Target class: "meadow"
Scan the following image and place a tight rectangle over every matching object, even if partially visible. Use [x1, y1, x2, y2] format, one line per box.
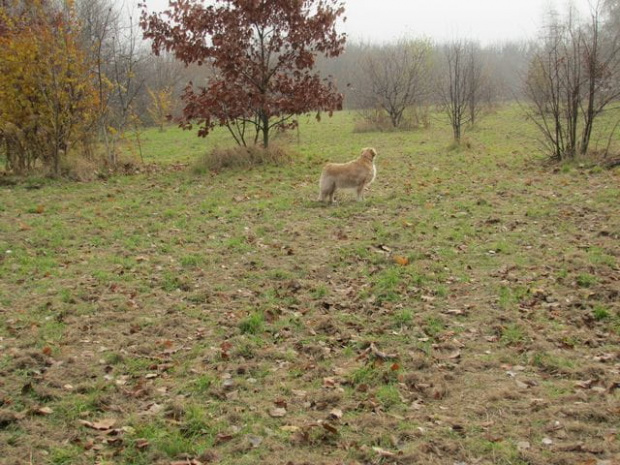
[0, 107, 619, 465]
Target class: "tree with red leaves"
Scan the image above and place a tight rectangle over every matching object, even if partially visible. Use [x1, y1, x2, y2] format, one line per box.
[140, 0, 346, 148]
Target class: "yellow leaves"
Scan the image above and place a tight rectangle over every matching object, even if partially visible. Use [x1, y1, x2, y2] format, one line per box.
[0, 0, 98, 171]
[147, 85, 174, 130]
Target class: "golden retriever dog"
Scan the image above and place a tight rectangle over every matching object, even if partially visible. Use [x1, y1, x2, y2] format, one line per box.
[318, 147, 377, 203]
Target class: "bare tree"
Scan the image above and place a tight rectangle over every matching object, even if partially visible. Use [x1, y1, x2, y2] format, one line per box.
[356, 38, 432, 129]
[438, 40, 484, 143]
[77, 0, 148, 164]
[581, 0, 620, 155]
[525, 2, 620, 160]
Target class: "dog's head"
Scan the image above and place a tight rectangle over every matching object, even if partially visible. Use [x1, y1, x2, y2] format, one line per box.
[360, 147, 377, 162]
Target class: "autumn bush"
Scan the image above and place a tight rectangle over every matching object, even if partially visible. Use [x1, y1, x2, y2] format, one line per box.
[0, 0, 98, 175]
[193, 144, 292, 173]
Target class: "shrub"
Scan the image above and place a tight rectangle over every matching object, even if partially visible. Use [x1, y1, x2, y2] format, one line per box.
[193, 144, 291, 173]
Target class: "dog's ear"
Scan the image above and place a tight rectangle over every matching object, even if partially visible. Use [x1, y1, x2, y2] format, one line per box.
[362, 147, 377, 160]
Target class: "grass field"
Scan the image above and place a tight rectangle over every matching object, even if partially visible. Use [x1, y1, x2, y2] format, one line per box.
[1, 107, 619, 465]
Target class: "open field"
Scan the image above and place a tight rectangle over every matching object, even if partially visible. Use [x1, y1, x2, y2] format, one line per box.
[1, 107, 619, 465]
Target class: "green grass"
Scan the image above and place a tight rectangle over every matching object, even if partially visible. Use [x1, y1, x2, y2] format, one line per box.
[1, 105, 619, 465]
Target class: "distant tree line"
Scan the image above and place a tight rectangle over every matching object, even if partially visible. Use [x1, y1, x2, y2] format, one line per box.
[329, 1, 619, 159]
[1, 0, 618, 175]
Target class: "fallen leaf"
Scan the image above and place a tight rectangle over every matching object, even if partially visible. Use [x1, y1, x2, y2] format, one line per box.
[280, 425, 300, 432]
[515, 380, 529, 389]
[328, 408, 343, 420]
[369, 342, 398, 360]
[246, 435, 263, 448]
[393, 255, 409, 266]
[79, 418, 117, 431]
[214, 433, 235, 445]
[321, 421, 339, 434]
[372, 446, 397, 457]
[575, 379, 595, 389]
[35, 406, 53, 415]
[517, 441, 531, 451]
[134, 438, 149, 450]
[145, 403, 163, 415]
[269, 407, 287, 418]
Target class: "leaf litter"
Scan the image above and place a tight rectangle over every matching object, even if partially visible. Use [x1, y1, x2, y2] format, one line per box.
[0, 115, 619, 464]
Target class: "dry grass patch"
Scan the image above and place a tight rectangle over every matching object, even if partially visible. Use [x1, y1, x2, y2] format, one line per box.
[194, 144, 292, 172]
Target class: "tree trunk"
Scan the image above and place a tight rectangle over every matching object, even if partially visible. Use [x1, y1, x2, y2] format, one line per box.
[260, 110, 270, 148]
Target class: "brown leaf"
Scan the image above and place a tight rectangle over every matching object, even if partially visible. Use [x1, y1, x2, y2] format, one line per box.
[35, 406, 53, 415]
[214, 433, 235, 445]
[79, 418, 117, 431]
[574, 379, 595, 389]
[246, 435, 263, 448]
[269, 407, 287, 418]
[443, 308, 466, 316]
[393, 255, 409, 266]
[321, 421, 339, 434]
[517, 441, 531, 451]
[372, 446, 397, 457]
[328, 408, 343, 420]
[369, 343, 397, 360]
[134, 439, 150, 450]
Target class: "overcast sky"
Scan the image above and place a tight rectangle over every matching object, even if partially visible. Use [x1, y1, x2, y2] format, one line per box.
[344, 0, 595, 44]
[141, 0, 596, 45]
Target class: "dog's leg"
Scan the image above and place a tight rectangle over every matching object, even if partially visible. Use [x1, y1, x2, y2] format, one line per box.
[325, 183, 336, 203]
[318, 176, 335, 203]
[318, 174, 328, 202]
[355, 184, 365, 201]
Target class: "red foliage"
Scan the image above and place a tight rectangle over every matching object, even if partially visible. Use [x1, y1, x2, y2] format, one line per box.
[140, 0, 346, 146]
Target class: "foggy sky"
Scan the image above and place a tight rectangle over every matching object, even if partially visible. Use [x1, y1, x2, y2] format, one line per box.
[140, 0, 595, 45]
[343, 0, 594, 45]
